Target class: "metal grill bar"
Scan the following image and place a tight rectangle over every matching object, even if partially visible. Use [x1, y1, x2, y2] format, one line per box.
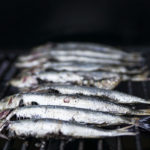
[127, 81, 142, 150]
[46, 140, 60, 150]
[21, 142, 28, 150]
[97, 140, 103, 150]
[117, 133, 122, 150]
[59, 141, 65, 150]
[78, 141, 84, 150]
[2, 140, 11, 150]
[142, 82, 149, 99]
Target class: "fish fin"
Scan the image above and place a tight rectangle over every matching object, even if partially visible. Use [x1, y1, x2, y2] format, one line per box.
[116, 126, 136, 136]
[117, 125, 134, 132]
[136, 109, 150, 115]
[138, 116, 150, 131]
[131, 71, 150, 81]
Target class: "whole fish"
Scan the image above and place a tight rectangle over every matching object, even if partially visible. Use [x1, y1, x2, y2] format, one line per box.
[0, 105, 133, 126]
[23, 84, 150, 104]
[18, 67, 149, 82]
[18, 50, 126, 62]
[0, 93, 150, 115]
[9, 71, 121, 89]
[42, 63, 146, 74]
[47, 49, 141, 61]
[16, 61, 146, 75]
[16, 55, 141, 69]
[31, 42, 142, 60]
[0, 119, 135, 139]
[18, 50, 143, 66]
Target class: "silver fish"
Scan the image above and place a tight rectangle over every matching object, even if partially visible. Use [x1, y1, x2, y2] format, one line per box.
[43, 63, 146, 74]
[16, 55, 140, 69]
[0, 105, 133, 126]
[9, 71, 121, 89]
[16, 62, 146, 75]
[18, 50, 143, 66]
[18, 50, 125, 62]
[31, 42, 141, 58]
[0, 119, 135, 139]
[30, 42, 125, 54]
[0, 93, 149, 115]
[23, 84, 150, 104]
[18, 67, 149, 82]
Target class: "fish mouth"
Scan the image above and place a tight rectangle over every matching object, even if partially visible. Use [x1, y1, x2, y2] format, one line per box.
[0, 109, 12, 120]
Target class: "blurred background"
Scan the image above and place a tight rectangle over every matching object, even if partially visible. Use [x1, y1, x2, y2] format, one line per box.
[0, 0, 150, 49]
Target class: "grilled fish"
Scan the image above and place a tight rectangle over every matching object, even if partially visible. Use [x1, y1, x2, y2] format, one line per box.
[22, 84, 150, 104]
[0, 105, 133, 126]
[16, 56, 141, 69]
[18, 50, 128, 62]
[0, 119, 135, 139]
[17, 50, 143, 67]
[18, 66, 149, 82]
[16, 61, 147, 75]
[30, 42, 142, 61]
[0, 93, 149, 115]
[9, 71, 121, 89]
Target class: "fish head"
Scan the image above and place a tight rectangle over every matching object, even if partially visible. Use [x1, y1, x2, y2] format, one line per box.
[0, 109, 12, 120]
[10, 76, 38, 88]
[0, 120, 9, 139]
[0, 94, 23, 110]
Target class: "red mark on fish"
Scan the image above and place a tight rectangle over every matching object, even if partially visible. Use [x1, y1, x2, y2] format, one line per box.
[63, 98, 70, 103]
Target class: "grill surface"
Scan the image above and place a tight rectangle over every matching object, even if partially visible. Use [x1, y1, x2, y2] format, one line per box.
[0, 50, 150, 150]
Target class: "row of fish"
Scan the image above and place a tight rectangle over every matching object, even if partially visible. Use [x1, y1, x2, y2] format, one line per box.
[11, 42, 149, 90]
[0, 84, 150, 139]
[0, 42, 150, 139]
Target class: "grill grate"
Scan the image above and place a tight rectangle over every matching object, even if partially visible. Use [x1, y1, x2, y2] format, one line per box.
[0, 52, 150, 150]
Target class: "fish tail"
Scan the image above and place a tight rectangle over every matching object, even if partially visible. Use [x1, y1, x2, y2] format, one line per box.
[116, 125, 136, 136]
[133, 109, 150, 115]
[127, 117, 150, 132]
[142, 100, 150, 104]
[138, 116, 150, 131]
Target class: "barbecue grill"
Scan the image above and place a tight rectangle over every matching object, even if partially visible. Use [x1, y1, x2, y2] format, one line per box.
[0, 47, 150, 150]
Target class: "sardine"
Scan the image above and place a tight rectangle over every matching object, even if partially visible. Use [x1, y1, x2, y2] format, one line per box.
[16, 55, 141, 69]
[18, 50, 125, 62]
[0, 105, 133, 126]
[9, 71, 121, 89]
[23, 84, 150, 104]
[0, 119, 135, 139]
[16, 61, 146, 75]
[18, 50, 143, 66]
[0, 93, 149, 115]
[18, 67, 149, 82]
[43, 63, 146, 74]
[31, 42, 141, 59]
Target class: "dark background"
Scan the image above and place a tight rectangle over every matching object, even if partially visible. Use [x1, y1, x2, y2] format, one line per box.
[0, 0, 150, 49]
